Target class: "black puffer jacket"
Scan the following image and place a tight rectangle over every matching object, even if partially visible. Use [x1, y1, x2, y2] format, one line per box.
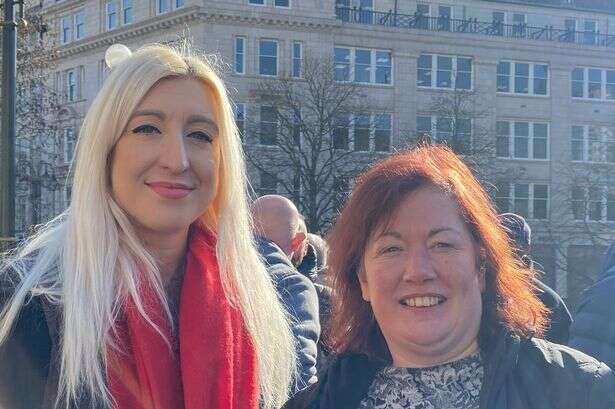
[284, 329, 615, 409]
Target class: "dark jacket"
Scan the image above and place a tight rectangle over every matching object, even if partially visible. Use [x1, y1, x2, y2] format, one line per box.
[0, 287, 95, 409]
[283, 329, 615, 409]
[569, 242, 615, 370]
[256, 237, 321, 391]
[297, 244, 332, 344]
[533, 278, 572, 344]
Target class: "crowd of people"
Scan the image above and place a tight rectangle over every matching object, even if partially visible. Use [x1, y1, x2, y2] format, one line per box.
[1, 43, 615, 408]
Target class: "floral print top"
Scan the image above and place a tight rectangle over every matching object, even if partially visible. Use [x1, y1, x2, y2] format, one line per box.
[358, 351, 483, 409]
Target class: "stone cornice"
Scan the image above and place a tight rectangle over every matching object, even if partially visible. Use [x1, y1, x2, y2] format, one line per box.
[55, 6, 339, 57]
[57, 6, 202, 57]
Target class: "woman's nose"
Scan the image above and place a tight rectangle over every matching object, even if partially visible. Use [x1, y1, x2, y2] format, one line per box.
[158, 130, 189, 174]
[402, 248, 437, 283]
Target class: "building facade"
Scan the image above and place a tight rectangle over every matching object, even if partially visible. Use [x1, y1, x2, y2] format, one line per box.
[31, 0, 615, 307]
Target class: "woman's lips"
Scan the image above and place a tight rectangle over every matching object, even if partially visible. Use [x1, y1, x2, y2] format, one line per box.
[146, 182, 194, 199]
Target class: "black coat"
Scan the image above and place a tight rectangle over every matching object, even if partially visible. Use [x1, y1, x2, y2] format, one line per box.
[283, 329, 615, 409]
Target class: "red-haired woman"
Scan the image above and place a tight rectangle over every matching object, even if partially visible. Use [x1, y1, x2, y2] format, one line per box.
[285, 145, 615, 409]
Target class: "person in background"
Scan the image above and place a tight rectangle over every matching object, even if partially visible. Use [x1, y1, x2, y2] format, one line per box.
[252, 195, 320, 392]
[285, 145, 615, 409]
[569, 241, 615, 370]
[0, 44, 295, 409]
[498, 213, 572, 344]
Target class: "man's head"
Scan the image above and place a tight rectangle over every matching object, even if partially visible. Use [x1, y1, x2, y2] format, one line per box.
[498, 213, 532, 264]
[252, 195, 307, 264]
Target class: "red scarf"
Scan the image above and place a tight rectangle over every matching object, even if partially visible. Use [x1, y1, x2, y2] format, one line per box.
[107, 226, 259, 409]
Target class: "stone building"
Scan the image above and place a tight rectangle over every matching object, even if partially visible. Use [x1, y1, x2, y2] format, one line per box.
[30, 0, 615, 307]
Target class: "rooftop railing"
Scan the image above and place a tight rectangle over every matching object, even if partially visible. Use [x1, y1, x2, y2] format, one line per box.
[335, 6, 615, 48]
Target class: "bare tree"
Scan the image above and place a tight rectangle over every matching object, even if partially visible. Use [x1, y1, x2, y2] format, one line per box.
[1, 0, 63, 234]
[244, 53, 388, 233]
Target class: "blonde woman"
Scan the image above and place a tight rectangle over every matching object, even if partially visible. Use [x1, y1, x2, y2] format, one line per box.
[0, 44, 296, 409]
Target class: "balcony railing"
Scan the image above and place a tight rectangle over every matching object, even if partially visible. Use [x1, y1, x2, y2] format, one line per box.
[335, 6, 615, 48]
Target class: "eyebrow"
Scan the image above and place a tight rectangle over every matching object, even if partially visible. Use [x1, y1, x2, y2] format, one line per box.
[377, 227, 460, 240]
[131, 109, 165, 120]
[427, 227, 461, 238]
[185, 114, 219, 134]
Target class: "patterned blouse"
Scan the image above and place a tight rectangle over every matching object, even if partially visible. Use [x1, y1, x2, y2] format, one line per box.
[358, 351, 484, 409]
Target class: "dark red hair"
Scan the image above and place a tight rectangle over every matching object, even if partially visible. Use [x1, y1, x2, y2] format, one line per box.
[326, 145, 548, 363]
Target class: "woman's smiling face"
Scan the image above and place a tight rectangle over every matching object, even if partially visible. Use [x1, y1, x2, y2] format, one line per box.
[110, 77, 221, 237]
[360, 184, 485, 368]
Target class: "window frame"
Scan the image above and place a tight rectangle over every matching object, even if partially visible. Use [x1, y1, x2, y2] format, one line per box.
[63, 128, 75, 163]
[495, 182, 550, 220]
[497, 60, 549, 96]
[571, 67, 615, 102]
[106, 1, 118, 30]
[417, 53, 473, 91]
[249, 0, 266, 6]
[570, 124, 615, 163]
[74, 12, 85, 40]
[292, 41, 303, 79]
[259, 38, 279, 77]
[234, 36, 246, 75]
[274, 0, 290, 8]
[334, 46, 393, 85]
[60, 15, 72, 44]
[259, 105, 279, 146]
[571, 186, 615, 222]
[332, 112, 392, 152]
[496, 120, 550, 160]
[66, 69, 76, 102]
[416, 114, 472, 152]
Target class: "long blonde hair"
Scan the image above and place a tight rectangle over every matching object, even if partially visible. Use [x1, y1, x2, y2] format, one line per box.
[0, 44, 296, 408]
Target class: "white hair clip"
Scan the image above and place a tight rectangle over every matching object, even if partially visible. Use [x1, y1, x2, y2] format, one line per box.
[105, 44, 132, 69]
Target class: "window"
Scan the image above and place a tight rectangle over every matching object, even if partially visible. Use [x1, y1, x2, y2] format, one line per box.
[175, 0, 184, 8]
[333, 113, 391, 151]
[564, 18, 577, 42]
[158, 0, 169, 13]
[122, 0, 133, 24]
[106, 1, 118, 30]
[234, 37, 245, 74]
[334, 46, 392, 85]
[234, 103, 246, 140]
[249, 0, 265, 5]
[292, 42, 302, 78]
[66, 70, 76, 102]
[437, 5, 451, 31]
[98, 59, 110, 86]
[495, 182, 549, 220]
[275, 0, 289, 7]
[496, 121, 549, 159]
[61, 16, 72, 44]
[64, 186, 72, 208]
[571, 186, 615, 222]
[583, 20, 597, 45]
[260, 106, 278, 145]
[416, 115, 471, 153]
[415, 3, 430, 29]
[259, 39, 278, 76]
[333, 114, 350, 149]
[570, 125, 615, 163]
[417, 54, 472, 90]
[258, 171, 278, 196]
[512, 13, 526, 37]
[63, 128, 75, 163]
[374, 113, 391, 152]
[572, 67, 615, 101]
[492, 12, 505, 36]
[75, 12, 85, 39]
[497, 61, 548, 96]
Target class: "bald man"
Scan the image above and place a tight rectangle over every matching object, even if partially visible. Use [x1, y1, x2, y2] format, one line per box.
[251, 195, 320, 393]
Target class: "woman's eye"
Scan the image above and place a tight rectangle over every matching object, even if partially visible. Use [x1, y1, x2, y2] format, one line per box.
[132, 124, 160, 134]
[381, 246, 401, 254]
[433, 242, 453, 249]
[187, 131, 213, 142]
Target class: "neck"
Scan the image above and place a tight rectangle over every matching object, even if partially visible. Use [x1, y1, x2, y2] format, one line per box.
[137, 226, 190, 287]
[391, 339, 479, 368]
